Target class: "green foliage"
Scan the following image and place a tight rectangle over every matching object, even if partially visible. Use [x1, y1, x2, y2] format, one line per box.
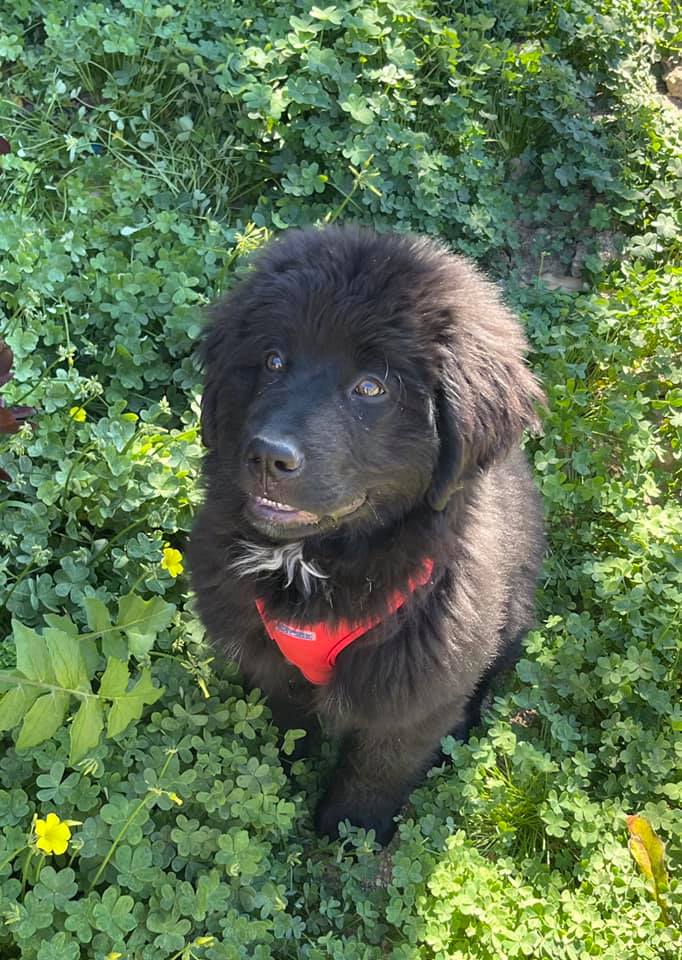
[0, 593, 171, 761]
[0, 0, 680, 957]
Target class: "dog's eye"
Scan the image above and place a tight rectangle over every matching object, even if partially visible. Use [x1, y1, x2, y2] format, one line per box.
[354, 377, 385, 398]
[265, 351, 285, 372]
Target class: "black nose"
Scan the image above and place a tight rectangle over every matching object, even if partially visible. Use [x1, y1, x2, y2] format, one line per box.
[246, 435, 304, 481]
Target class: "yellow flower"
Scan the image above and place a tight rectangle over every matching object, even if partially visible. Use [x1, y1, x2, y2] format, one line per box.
[161, 545, 184, 577]
[34, 812, 71, 855]
[68, 406, 87, 422]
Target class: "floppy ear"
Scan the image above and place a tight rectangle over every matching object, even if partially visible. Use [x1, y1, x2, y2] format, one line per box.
[200, 380, 218, 449]
[197, 290, 244, 451]
[427, 380, 469, 512]
[197, 242, 286, 449]
[427, 283, 544, 511]
[197, 316, 224, 449]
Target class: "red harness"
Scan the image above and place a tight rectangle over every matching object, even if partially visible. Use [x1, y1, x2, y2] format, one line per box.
[256, 559, 434, 684]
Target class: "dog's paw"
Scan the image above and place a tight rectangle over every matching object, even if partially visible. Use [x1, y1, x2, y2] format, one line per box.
[314, 796, 398, 846]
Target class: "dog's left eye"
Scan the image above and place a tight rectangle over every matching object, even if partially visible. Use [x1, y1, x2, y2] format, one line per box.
[265, 351, 285, 372]
[354, 377, 385, 398]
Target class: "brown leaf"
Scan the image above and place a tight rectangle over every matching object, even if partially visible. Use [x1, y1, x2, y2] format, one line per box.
[9, 405, 34, 421]
[0, 339, 12, 385]
[0, 407, 20, 434]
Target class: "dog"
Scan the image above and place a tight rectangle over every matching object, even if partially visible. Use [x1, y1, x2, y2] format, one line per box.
[188, 225, 545, 845]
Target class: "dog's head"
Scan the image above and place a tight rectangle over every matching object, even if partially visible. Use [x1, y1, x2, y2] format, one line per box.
[200, 226, 543, 541]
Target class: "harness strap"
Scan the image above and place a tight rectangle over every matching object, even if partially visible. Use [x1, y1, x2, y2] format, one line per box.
[256, 558, 435, 684]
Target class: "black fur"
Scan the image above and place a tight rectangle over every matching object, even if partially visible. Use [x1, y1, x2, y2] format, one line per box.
[189, 225, 545, 845]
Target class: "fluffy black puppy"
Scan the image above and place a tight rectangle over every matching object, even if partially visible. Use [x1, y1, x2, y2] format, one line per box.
[189, 225, 545, 845]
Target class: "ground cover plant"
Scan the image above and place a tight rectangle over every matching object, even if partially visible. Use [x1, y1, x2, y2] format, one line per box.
[0, 0, 680, 957]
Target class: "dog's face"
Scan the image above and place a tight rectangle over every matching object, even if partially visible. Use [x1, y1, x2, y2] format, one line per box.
[200, 227, 543, 542]
[226, 319, 438, 540]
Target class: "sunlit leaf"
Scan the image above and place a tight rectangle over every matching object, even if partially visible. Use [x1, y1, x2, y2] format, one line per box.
[45, 628, 90, 691]
[107, 668, 164, 738]
[627, 814, 668, 893]
[13, 621, 56, 683]
[0, 682, 41, 732]
[116, 594, 174, 658]
[69, 697, 104, 764]
[16, 691, 70, 750]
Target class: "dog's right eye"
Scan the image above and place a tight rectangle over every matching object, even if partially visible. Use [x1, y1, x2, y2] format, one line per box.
[265, 351, 285, 372]
[354, 377, 386, 398]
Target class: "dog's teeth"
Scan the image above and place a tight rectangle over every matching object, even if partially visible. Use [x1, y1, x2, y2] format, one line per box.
[256, 496, 296, 511]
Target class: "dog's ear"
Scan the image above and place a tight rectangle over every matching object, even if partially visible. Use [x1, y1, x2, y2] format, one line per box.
[200, 380, 218, 449]
[427, 378, 470, 511]
[197, 293, 242, 450]
[427, 281, 544, 512]
[197, 317, 223, 449]
[197, 248, 285, 449]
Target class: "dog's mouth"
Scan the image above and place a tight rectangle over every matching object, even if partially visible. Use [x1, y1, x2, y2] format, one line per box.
[246, 493, 365, 531]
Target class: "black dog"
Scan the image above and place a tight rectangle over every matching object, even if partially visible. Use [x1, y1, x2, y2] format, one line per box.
[189, 225, 545, 844]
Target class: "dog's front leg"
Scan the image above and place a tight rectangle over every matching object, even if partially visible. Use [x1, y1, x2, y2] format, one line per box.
[314, 718, 448, 845]
[265, 681, 320, 761]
